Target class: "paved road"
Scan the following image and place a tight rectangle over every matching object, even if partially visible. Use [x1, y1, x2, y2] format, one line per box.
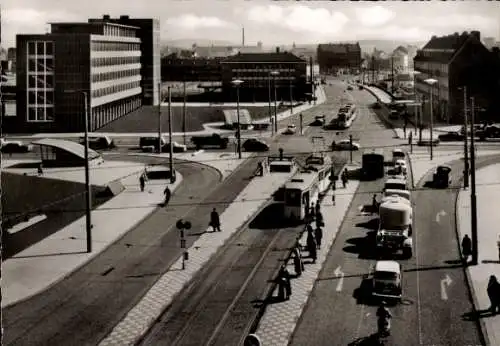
[290, 78, 484, 345]
[2, 154, 261, 345]
[135, 78, 353, 345]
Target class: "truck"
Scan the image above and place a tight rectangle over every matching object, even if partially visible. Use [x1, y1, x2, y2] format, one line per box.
[190, 133, 229, 150]
[361, 150, 385, 180]
[376, 199, 413, 259]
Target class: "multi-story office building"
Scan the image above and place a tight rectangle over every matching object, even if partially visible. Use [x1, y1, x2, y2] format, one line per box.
[89, 15, 161, 105]
[414, 31, 498, 124]
[317, 43, 361, 75]
[220, 50, 308, 102]
[7, 16, 158, 133]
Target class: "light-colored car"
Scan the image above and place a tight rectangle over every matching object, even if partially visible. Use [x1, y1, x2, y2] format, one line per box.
[394, 159, 407, 175]
[372, 260, 403, 301]
[332, 139, 360, 151]
[283, 124, 297, 135]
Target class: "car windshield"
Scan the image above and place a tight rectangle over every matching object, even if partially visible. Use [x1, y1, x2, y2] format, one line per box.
[374, 271, 398, 280]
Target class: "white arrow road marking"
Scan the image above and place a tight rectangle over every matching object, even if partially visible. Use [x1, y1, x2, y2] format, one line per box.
[440, 274, 453, 300]
[435, 210, 447, 223]
[334, 266, 344, 292]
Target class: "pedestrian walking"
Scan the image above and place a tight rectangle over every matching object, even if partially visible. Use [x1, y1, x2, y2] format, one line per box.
[341, 170, 348, 188]
[332, 191, 336, 206]
[372, 194, 378, 214]
[278, 265, 292, 301]
[497, 234, 500, 262]
[307, 230, 317, 263]
[310, 202, 316, 219]
[316, 211, 324, 228]
[487, 275, 500, 314]
[315, 202, 321, 215]
[293, 249, 304, 277]
[139, 174, 145, 192]
[37, 163, 44, 176]
[163, 186, 171, 206]
[461, 234, 472, 264]
[315, 226, 323, 249]
[210, 208, 222, 232]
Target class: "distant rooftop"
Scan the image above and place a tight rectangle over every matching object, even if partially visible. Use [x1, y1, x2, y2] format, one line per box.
[222, 52, 306, 63]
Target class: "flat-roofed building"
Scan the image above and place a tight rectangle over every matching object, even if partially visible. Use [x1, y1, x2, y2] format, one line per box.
[317, 43, 361, 75]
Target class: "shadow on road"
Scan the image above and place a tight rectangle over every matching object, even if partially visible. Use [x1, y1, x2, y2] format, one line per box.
[343, 231, 377, 259]
[356, 217, 379, 230]
[249, 203, 300, 229]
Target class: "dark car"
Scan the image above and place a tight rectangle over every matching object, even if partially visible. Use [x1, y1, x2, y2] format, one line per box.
[80, 136, 115, 150]
[311, 115, 325, 126]
[438, 131, 464, 142]
[1, 141, 33, 153]
[347, 86, 353, 91]
[433, 165, 452, 188]
[417, 137, 440, 146]
[242, 138, 269, 152]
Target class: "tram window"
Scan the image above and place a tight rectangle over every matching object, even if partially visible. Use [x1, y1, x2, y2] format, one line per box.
[270, 163, 293, 173]
[285, 189, 302, 206]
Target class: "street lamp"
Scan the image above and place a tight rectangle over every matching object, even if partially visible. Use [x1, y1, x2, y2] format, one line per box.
[424, 78, 438, 160]
[408, 70, 421, 135]
[270, 70, 280, 133]
[232, 79, 244, 159]
[64, 89, 92, 253]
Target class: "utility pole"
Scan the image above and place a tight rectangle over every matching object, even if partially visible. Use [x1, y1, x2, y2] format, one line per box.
[158, 83, 162, 154]
[391, 55, 395, 93]
[183, 80, 187, 146]
[83, 92, 92, 253]
[289, 80, 293, 115]
[462, 87, 469, 188]
[470, 96, 478, 265]
[268, 74, 273, 136]
[349, 134, 353, 163]
[168, 87, 175, 183]
[430, 89, 434, 160]
[274, 76, 278, 133]
[419, 95, 424, 143]
[371, 56, 375, 83]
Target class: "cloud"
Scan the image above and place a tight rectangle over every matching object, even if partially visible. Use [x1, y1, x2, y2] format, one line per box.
[354, 6, 395, 27]
[165, 14, 235, 30]
[246, 5, 349, 36]
[4, 7, 79, 26]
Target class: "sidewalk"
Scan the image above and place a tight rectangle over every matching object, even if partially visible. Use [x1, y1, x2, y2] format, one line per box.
[407, 149, 500, 346]
[98, 170, 296, 346]
[2, 170, 183, 308]
[255, 168, 359, 346]
[457, 164, 500, 346]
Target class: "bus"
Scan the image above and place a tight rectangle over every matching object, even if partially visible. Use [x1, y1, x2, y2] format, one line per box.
[362, 149, 385, 180]
[283, 171, 320, 221]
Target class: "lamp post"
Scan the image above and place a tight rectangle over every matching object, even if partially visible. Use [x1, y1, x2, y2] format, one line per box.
[470, 96, 478, 265]
[268, 72, 273, 135]
[64, 90, 92, 253]
[409, 70, 421, 134]
[270, 71, 280, 133]
[459, 86, 469, 188]
[424, 78, 438, 160]
[232, 79, 244, 159]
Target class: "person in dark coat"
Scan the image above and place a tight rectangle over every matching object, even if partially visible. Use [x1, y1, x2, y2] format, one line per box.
[278, 265, 292, 300]
[462, 234, 472, 263]
[315, 226, 323, 249]
[37, 163, 44, 176]
[316, 211, 324, 228]
[487, 275, 500, 314]
[293, 248, 304, 277]
[310, 202, 316, 219]
[163, 186, 171, 206]
[341, 170, 348, 188]
[210, 208, 221, 232]
[372, 194, 378, 214]
[307, 230, 317, 263]
[315, 202, 321, 215]
[139, 175, 145, 192]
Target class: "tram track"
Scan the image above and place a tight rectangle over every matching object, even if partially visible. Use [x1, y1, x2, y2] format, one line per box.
[138, 221, 298, 346]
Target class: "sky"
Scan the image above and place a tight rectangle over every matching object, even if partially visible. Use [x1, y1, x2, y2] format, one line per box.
[2, 0, 500, 48]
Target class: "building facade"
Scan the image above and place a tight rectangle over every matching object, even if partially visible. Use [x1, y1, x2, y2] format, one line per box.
[392, 46, 409, 73]
[7, 16, 158, 133]
[414, 31, 498, 124]
[317, 43, 361, 74]
[161, 55, 223, 82]
[90, 15, 161, 105]
[220, 51, 309, 102]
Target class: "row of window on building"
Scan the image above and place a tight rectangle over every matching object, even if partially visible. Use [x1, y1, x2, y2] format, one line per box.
[414, 61, 449, 75]
[92, 80, 141, 98]
[91, 95, 141, 130]
[102, 25, 136, 38]
[28, 90, 54, 105]
[92, 68, 141, 83]
[232, 68, 296, 73]
[232, 74, 297, 81]
[91, 41, 140, 52]
[27, 41, 54, 56]
[28, 58, 54, 73]
[28, 74, 54, 89]
[27, 105, 54, 122]
[91, 56, 140, 67]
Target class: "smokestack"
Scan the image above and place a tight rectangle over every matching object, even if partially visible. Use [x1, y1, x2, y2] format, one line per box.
[242, 27, 245, 47]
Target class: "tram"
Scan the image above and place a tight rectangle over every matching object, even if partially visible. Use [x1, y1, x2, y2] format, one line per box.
[283, 155, 333, 221]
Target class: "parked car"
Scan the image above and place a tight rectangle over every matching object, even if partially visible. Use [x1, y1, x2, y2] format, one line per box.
[242, 138, 269, 152]
[347, 86, 353, 91]
[163, 142, 188, 153]
[0, 139, 33, 153]
[394, 159, 408, 175]
[332, 139, 360, 151]
[79, 135, 115, 150]
[311, 115, 325, 126]
[191, 133, 229, 150]
[438, 131, 464, 142]
[283, 124, 297, 135]
[140, 136, 187, 152]
[417, 137, 440, 146]
[371, 260, 403, 301]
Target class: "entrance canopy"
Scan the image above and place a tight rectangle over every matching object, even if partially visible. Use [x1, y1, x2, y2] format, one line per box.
[32, 138, 101, 161]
